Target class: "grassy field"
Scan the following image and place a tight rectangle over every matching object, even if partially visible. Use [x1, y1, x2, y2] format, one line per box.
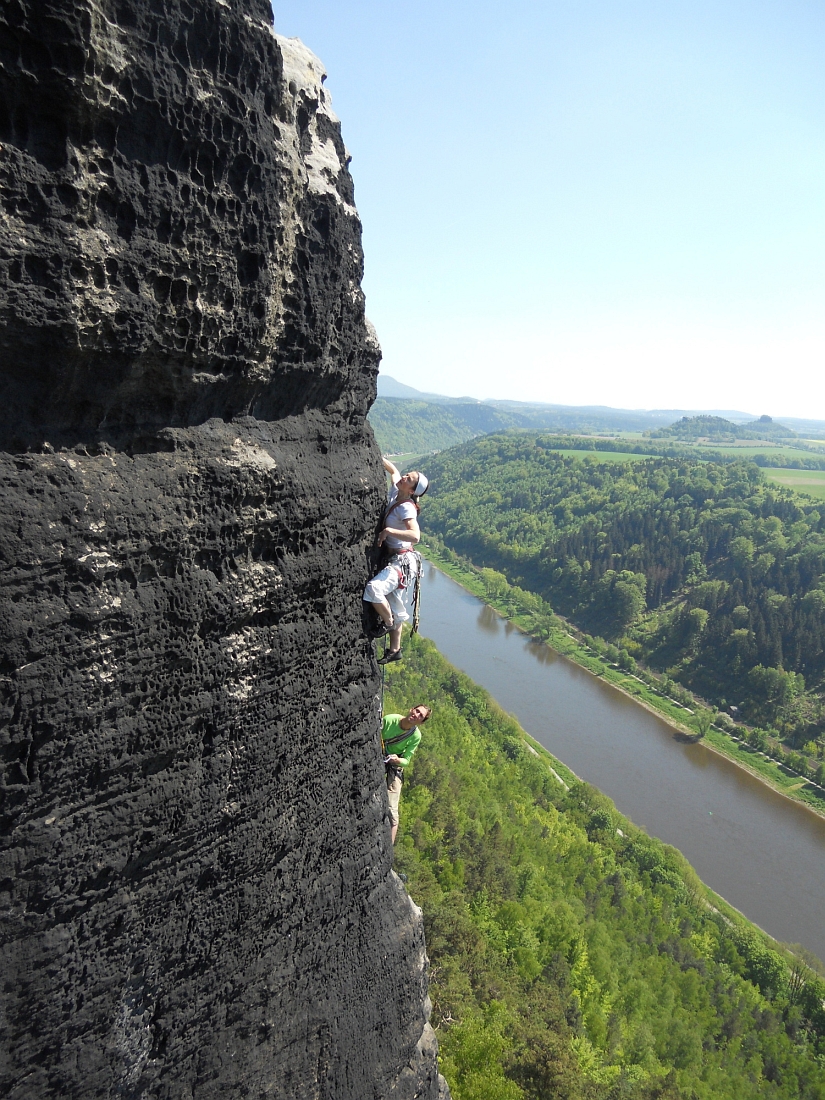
[763, 467, 825, 500]
[381, 450, 437, 468]
[692, 443, 806, 458]
[546, 447, 654, 462]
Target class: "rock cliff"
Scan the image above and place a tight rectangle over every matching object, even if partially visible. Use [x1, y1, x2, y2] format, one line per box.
[0, 2, 446, 1097]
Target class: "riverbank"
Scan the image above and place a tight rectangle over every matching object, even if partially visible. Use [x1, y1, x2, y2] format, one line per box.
[385, 632, 825, 1095]
[418, 540, 825, 819]
[480, 703, 811, 960]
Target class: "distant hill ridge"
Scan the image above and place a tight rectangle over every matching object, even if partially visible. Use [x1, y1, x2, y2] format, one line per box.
[371, 376, 825, 454]
[376, 375, 755, 421]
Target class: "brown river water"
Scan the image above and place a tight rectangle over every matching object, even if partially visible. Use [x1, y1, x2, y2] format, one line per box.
[418, 563, 825, 962]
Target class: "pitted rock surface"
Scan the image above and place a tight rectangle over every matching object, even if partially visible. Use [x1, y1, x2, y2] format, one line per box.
[0, 3, 447, 1097]
[0, 0, 371, 450]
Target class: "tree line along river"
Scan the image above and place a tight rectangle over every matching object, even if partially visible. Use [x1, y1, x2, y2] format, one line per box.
[418, 562, 825, 964]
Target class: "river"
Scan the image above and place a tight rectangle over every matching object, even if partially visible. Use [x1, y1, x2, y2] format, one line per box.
[418, 563, 825, 963]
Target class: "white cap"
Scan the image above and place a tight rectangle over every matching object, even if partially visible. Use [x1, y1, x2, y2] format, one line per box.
[414, 473, 429, 496]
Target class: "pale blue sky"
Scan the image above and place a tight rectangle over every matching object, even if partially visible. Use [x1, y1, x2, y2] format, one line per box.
[272, 2, 825, 417]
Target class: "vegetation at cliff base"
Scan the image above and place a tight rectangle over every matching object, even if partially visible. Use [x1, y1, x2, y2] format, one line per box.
[420, 433, 825, 762]
[386, 634, 825, 1099]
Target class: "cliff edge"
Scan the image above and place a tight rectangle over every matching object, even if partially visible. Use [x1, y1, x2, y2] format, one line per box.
[0, 2, 446, 1096]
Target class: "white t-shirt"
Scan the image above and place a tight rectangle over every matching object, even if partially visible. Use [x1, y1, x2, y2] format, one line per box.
[383, 485, 417, 551]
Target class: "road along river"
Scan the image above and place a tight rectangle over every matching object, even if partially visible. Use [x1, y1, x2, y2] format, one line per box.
[418, 563, 825, 963]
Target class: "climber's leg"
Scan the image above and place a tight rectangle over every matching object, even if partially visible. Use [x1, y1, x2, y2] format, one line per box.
[387, 773, 402, 844]
[377, 590, 407, 662]
[363, 565, 401, 630]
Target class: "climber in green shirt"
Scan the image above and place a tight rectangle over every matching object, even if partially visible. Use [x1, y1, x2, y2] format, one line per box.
[382, 704, 431, 843]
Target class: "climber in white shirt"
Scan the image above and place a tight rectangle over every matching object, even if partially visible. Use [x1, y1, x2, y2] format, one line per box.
[363, 457, 429, 664]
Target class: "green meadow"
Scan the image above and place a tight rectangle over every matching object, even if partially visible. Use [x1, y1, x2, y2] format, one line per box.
[692, 444, 806, 459]
[763, 468, 825, 501]
[545, 448, 654, 463]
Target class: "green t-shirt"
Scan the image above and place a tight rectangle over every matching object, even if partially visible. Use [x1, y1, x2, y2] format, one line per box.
[381, 714, 422, 767]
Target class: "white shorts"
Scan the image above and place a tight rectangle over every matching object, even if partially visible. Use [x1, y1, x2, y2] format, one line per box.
[363, 555, 419, 627]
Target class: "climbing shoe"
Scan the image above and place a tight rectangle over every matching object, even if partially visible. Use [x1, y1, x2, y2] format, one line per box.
[378, 648, 402, 665]
[366, 613, 391, 639]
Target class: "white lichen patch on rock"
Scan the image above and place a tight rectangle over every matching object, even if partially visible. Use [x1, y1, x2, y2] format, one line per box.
[77, 549, 118, 574]
[222, 625, 268, 667]
[225, 438, 278, 471]
[225, 561, 283, 615]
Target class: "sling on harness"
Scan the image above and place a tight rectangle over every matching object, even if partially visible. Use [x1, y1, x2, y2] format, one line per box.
[382, 728, 413, 787]
[411, 558, 421, 635]
[382, 729, 414, 748]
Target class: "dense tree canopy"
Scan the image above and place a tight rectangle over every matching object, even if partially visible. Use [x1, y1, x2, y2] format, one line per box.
[422, 435, 825, 741]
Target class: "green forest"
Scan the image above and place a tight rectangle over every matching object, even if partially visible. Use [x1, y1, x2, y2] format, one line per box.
[386, 635, 825, 1099]
[368, 396, 522, 454]
[419, 434, 825, 755]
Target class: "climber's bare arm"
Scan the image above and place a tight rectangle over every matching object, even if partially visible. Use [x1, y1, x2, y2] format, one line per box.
[382, 456, 401, 484]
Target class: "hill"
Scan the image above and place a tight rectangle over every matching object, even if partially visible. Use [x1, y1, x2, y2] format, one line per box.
[653, 415, 797, 442]
[742, 416, 798, 439]
[387, 634, 825, 1099]
[377, 375, 482, 404]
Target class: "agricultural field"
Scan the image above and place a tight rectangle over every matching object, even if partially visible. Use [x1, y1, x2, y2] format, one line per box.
[546, 447, 653, 462]
[382, 451, 433, 466]
[692, 443, 804, 458]
[764, 467, 825, 500]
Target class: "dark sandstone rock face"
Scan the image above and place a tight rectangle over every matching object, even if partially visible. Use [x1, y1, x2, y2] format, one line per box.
[0, 3, 447, 1097]
[0, 0, 371, 451]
